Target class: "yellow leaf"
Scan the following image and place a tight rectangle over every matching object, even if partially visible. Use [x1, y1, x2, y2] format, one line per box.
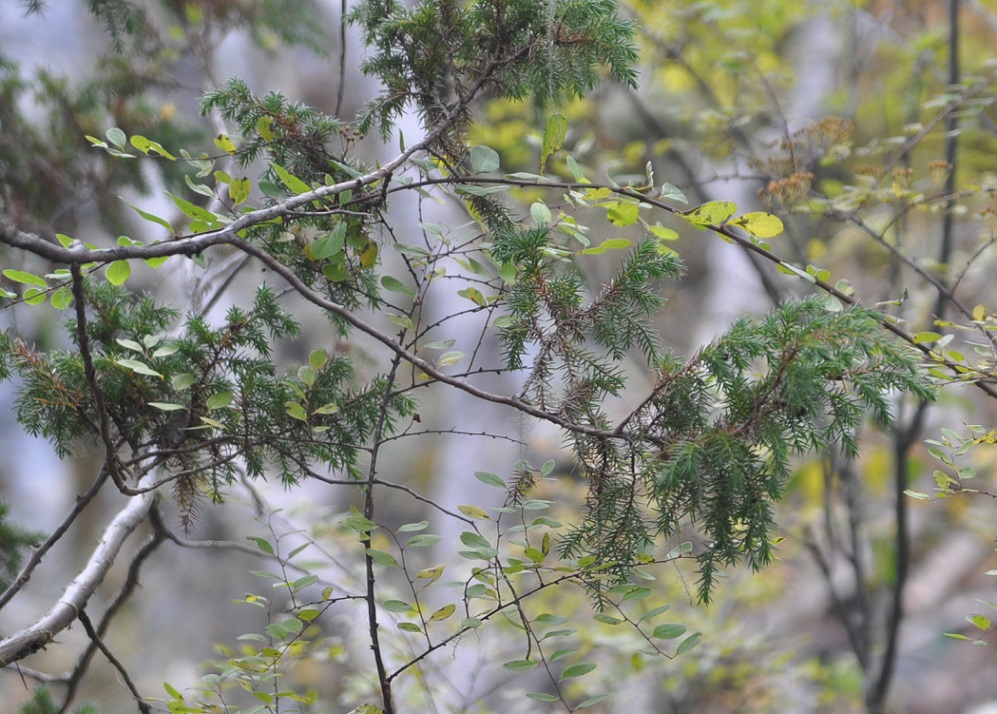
[214, 134, 237, 155]
[606, 202, 639, 226]
[229, 177, 251, 206]
[647, 224, 679, 241]
[913, 331, 942, 344]
[732, 211, 784, 238]
[429, 604, 455, 622]
[680, 201, 737, 227]
[457, 504, 491, 520]
[359, 240, 379, 269]
[973, 304, 986, 321]
[583, 187, 613, 200]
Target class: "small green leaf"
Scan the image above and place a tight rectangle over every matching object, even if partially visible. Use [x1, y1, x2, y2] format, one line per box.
[397, 622, 422, 633]
[676, 632, 702, 654]
[247, 536, 275, 555]
[504, 659, 540, 672]
[298, 365, 316, 387]
[648, 224, 679, 241]
[560, 663, 597, 681]
[422, 339, 456, 351]
[23, 288, 46, 305]
[206, 390, 234, 410]
[457, 287, 486, 306]
[164, 682, 184, 701]
[460, 531, 491, 549]
[659, 183, 688, 204]
[577, 693, 614, 709]
[394, 242, 432, 258]
[526, 693, 560, 702]
[2, 269, 47, 288]
[437, 350, 465, 368]
[117, 359, 163, 378]
[106, 127, 127, 148]
[105, 260, 130, 285]
[131, 135, 153, 154]
[386, 314, 413, 330]
[273, 164, 312, 195]
[550, 648, 578, 662]
[778, 262, 817, 283]
[310, 227, 347, 262]
[593, 614, 623, 626]
[381, 275, 415, 297]
[622, 586, 652, 601]
[149, 402, 186, 411]
[184, 174, 214, 198]
[536, 613, 569, 625]
[475, 471, 506, 488]
[50, 287, 73, 309]
[366, 548, 399, 567]
[531, 201, 552, 225]
[168, 192, 221, 226]
[146, 140, 175, 160]
[470, 145, 501, 174]
[638, 604, 672, 622]
[309, 349, 328, 370]
[541, 114, 568, 174]
[651, 623, 687, 639]
[398, 520, 429, 533]
[566, 155, 586, 183]
[286, 401, 308, 422]
[383, 600, 412, 612]
[340, 507, 377, 534]
[124, 201, 175, 234]
[406, 534, 442, 547]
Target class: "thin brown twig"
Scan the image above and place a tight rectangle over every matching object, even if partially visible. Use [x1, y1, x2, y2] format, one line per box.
[76, 609, 151, 714]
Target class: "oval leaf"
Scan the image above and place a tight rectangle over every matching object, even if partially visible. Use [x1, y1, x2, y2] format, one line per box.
[470, 145, 500, 174]
[732, 211, 784, 238]
[681, 200, 738, 226]
[2, 269, 47, 288]
[560, 663, 597, 681]
[206, 390, 234, 410]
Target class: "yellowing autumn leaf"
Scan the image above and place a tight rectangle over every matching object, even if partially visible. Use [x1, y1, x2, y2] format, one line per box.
[680, 201, 737, 227]
[606, 202, 639, 226]
[731, 211, 784, 238]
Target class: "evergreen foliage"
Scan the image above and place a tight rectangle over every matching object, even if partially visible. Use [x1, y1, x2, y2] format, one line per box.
[351, 0, 639, 140]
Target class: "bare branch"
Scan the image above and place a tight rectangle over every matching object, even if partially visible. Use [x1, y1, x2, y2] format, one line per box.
[0, 473, 157, 667]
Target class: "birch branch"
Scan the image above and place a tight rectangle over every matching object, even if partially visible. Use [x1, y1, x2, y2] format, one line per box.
[0, 473, 157, 667]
